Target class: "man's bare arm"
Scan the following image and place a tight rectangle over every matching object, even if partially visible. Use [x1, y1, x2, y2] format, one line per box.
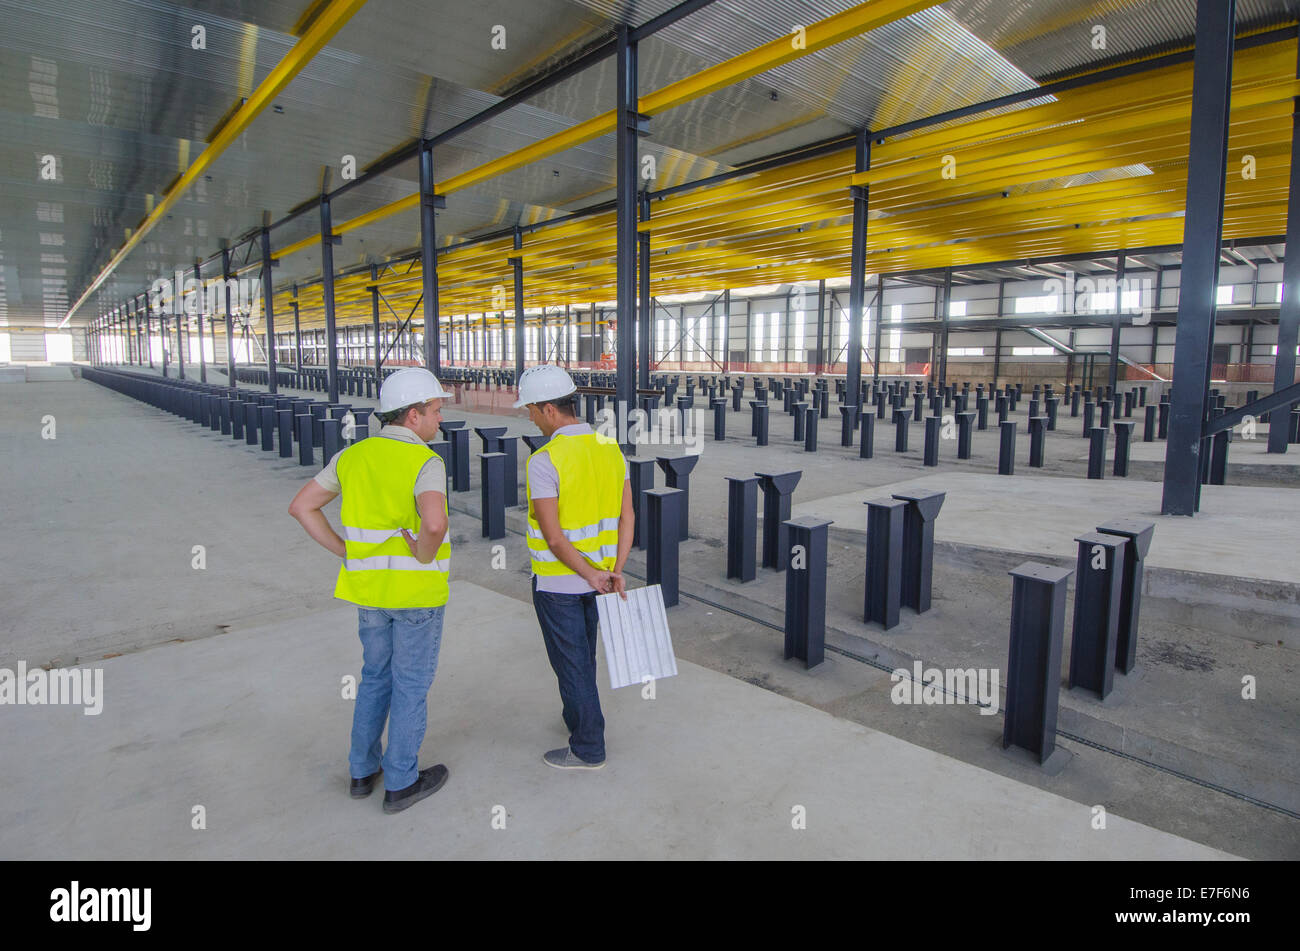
[609, 479, 634, 599]
[402, 491, 448, 564]
[288, 481, 345, 558]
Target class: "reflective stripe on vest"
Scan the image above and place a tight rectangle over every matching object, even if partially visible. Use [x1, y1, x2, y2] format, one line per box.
[525, 432, 625, 578]
[333, 436, 451, 609]
[344, 554, 451, 572]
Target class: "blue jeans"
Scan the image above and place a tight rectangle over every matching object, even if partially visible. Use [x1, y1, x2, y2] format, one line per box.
[349, 605, 445, 791]
[532, 576, 605, 763]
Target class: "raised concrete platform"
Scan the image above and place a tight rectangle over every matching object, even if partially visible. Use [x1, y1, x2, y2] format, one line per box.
[0, 581, 1233, 860]
[24, 365, 76, 382]
[791, 471, 1299, 589]
[1128, 437, 1300, 468]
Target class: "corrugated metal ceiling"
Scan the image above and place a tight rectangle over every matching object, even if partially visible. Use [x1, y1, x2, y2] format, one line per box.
[1, 0, 1296, 329]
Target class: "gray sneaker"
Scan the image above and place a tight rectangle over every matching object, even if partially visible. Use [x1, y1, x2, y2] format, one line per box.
[543, 747, 605, 770]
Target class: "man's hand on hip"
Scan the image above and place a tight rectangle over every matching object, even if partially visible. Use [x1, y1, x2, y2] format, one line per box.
[401, 528, 419, 559]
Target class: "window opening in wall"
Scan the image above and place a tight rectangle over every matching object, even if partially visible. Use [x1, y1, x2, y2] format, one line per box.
[887, 303, 902, 362]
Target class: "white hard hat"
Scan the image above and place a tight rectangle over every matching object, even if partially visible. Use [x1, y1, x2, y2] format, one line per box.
[378, 367, 452, 414]
[513, 364, 577, 408]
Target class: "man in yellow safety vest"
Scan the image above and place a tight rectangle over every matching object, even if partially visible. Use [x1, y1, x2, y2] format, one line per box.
[288, 366, 453, 814]
[517, 365, 633, 770]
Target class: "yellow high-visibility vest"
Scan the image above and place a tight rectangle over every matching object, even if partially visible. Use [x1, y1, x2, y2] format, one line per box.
[333, 437, 450, 608]
[526, 431, 625, 577]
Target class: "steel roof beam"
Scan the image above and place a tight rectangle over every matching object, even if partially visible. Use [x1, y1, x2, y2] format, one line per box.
[629, 0, 722, 43]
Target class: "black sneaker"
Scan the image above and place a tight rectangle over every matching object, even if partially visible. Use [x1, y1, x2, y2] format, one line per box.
[350, 768, 382, 799]
[382, 764, 449, 814]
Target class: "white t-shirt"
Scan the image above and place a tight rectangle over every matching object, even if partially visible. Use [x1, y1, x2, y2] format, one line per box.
[314, 424, 446, 498]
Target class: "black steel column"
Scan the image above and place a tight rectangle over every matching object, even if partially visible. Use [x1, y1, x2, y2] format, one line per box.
[1088, 426, 1108, 479]
[992, 327, 1002, 389]
[726, 476, 758, 582]
[863, 497, 904, 630]
[512, 229, 525, 380]
[938, 268, 952, 387]
[998, 418, 1016, 475]
[1161, 0, 1236, 515]
[221, 250, 235, 383]
[872, 273, 884, 385]
[480, 453, 506, 540]
[1004, 562, 1072, 764]
[627, 456, 655, 550]
[891, 490, 945, 614]
[447, 427, 470, 491]
[1096, 519, 1155, 675]
[923, 415, 940, 466]
[846, 128, 869, 413]
[207, 290, 217, 371]
[958, 410, 975, 457]
[418, 138, 442, 373]
[655, 455, 697, 541]
[143, 295, 153, 369]
[638, 193, 652, 390]
[721, 289, 730, 375]
[615, 24, 639, 411]
[260, 227, 277, 394]
[176, 298, 186, 380]
[1029, 416, 1047, 467]
[320, 197, 341, 404]
[369, 267, 382, 389]
[1114, 420, 1136, 476]
[193, 260, 206, 382]
[756, 470, 801, 571]
[815, 278, 826, 376]
[784, 516, 832, 669]
[645, 487, 682, 607]
[293, 285, 302, 374]
[1268, 40, 1300, 453]
[1068, 532, 1129, 701]
[1107, 255, 1126, 395]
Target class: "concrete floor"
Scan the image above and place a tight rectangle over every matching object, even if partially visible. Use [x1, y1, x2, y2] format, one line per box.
[6, 369, 1297, 858]
[0, 581, 1231, 860]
